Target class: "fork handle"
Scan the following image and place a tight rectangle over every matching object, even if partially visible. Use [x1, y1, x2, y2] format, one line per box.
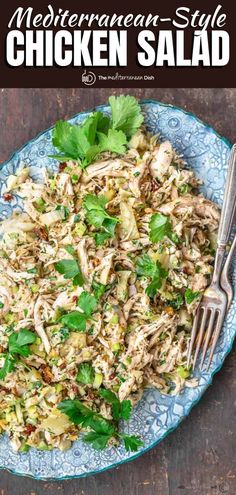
[212, 144, 236, 285]
[217, 144, 236, 247]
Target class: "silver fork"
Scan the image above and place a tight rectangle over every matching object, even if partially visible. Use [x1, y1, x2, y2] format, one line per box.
[187, 144, 236, 370]
[221, 234, 236, 310]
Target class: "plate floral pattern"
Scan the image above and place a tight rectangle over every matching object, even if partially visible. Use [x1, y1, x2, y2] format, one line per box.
[0, 100, 234, 480]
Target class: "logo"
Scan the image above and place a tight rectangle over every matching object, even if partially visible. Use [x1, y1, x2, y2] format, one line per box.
[82, 70, 96, 86]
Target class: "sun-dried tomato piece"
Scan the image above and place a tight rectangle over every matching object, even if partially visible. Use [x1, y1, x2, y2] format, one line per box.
[59, 162, 68, 172]
[41, 365, 53, 384]
[34, 226, 48, 241]
[3, 193, 13, 201]
[24, 424, 36, 435]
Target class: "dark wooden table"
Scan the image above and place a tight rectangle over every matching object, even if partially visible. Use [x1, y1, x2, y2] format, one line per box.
[0, 88, 236, 495]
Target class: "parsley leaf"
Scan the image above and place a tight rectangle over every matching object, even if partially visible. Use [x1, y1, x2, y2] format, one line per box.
[136, 254, 168, 298]
[0, 354, 15, 380]
[78, 291, 97, 317]
[168, 293, 184, 310]
[55, 205, 70, 220]
[33, 198, 46, 213]
[50, 96, 144, 167]
[77, 363, 95, 385]
[58, 399, 116, 450]
[64, 244, 75, 255]
[98, 129, 127, 154]
[149, 213, 178, 244]
[54, 259, 84, 287]
[92, 280, 107, 300]
[136, 254, 157, 278]
[55, 259, 80, 278]
[60, 311, 87, 332]
[109, 95, 144, 138]
[60, 291, 97, 332]
[0, 328, 36, 380]
[185, 288, 200, 304]
[83, 431, 111, 450]
[99, 388, 118, 404]
[99, 389, 132, 421]
[94, 232, 112, 246]
[121, 434, 144, 452]
[58, 399, 94, 425]
[58, 394, 144, 452]
[83, 194, 108, 212]
[8, 328, 36, 357]
[83, 194, 119, 243]
[50, 115, 102, 166]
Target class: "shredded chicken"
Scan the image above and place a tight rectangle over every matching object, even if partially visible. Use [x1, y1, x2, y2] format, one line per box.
[0, 129, 219, 452]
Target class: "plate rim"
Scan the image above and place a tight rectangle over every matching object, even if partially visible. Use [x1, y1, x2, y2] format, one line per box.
[0, 99, 233, 481]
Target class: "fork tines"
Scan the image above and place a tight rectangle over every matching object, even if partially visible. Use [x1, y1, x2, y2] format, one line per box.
[187, 301, 227, 370]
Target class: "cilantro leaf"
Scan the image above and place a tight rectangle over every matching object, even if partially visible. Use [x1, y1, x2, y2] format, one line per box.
[54, 259, 84, 287]
[121, 434, 144, 452]
[78, 291, 97, 317]
[109, 95, 144, 138]
[185, 288, 200, 304]
[8, 328, 36, 358]
[98, 129, 127, 154]
[136, 255, 168, 298]
[77, 363, 95, 385]
[149, 213, 178, 244]
[0, 354, 15, 380]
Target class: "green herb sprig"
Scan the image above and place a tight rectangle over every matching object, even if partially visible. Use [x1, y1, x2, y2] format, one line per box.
[0, 328, 37, 380]
[136, 254, 168, 298]
[58, 394, 143, 452]
[54, 259, 84, 287]
[60, 291, 97, 332]
[83, 194, 119, 245]
[49, 95, 144, 168]
[149, 213, 179, 244]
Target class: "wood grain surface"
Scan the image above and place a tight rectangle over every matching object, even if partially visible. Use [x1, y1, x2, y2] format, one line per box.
[0, 88, 236, 495]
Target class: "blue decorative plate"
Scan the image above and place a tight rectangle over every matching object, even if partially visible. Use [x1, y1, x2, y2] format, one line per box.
[0, 100, 234, 480]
